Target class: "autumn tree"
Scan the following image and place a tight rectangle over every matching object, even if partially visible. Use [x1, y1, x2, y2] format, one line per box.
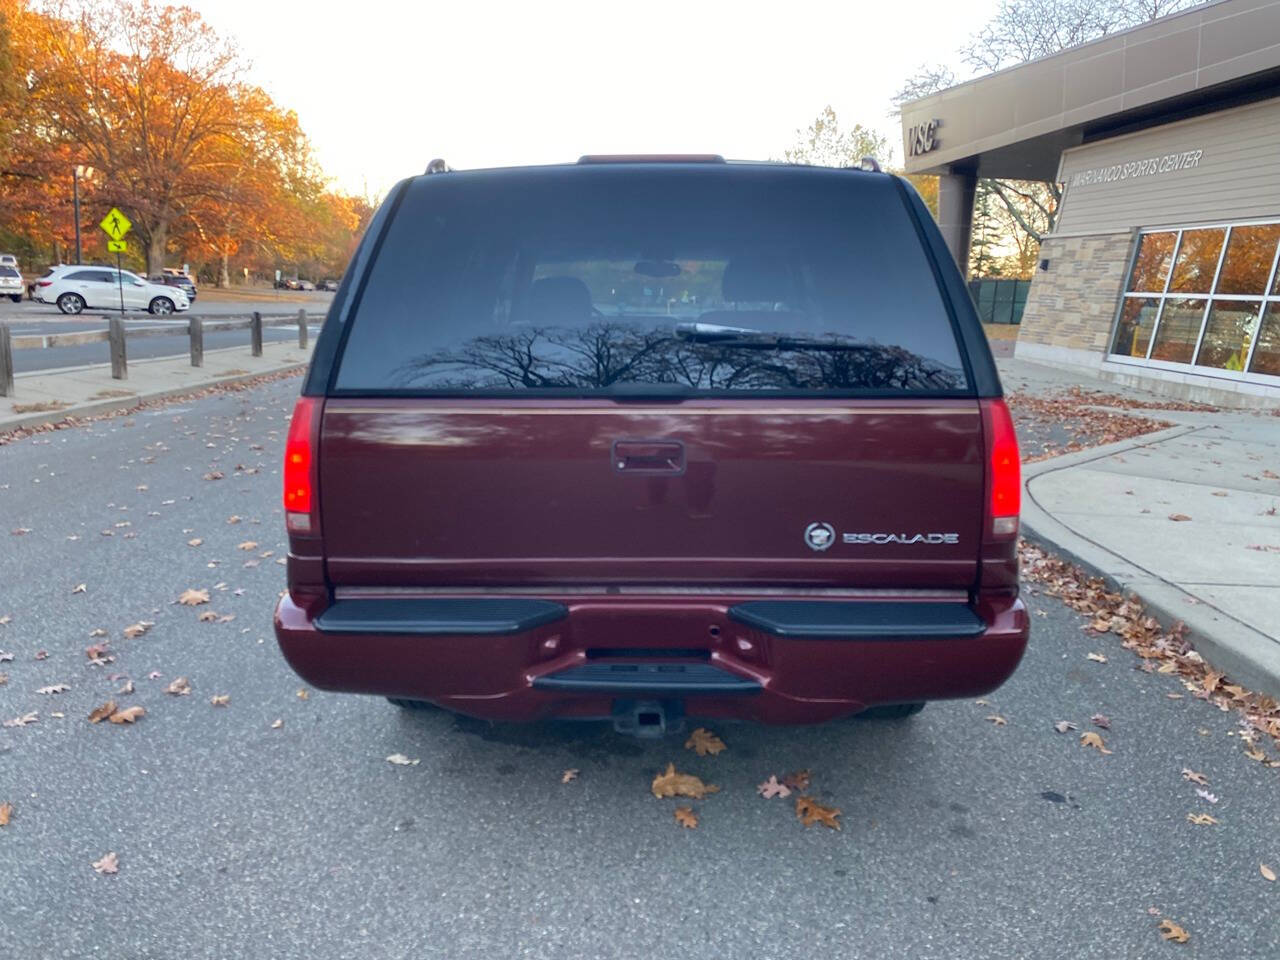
[782, 106, 889, 168]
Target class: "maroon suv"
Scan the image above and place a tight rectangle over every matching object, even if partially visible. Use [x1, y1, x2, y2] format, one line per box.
[274, 157, 1027, 733]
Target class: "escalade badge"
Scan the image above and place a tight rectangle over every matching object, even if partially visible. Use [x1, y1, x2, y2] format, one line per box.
[804, 522, 836, 551]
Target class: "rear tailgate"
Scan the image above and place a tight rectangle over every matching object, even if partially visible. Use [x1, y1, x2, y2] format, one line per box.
[319, 397, 983, 589]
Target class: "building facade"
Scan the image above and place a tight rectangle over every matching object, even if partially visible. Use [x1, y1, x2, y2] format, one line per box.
[901, 0, 1280, 406]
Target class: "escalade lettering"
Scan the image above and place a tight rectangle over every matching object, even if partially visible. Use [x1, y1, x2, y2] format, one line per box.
[842, 532, 959, 545]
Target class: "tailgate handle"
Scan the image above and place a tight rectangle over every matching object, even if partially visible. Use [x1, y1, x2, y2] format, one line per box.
[613, 440, 685, 474]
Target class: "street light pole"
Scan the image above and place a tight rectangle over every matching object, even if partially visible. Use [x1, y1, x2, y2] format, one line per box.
[72, 165, 94, 265]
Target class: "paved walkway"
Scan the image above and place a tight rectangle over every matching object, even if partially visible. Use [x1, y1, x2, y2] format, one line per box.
[1002, 357, 1280, 697]
[1, 338, 313, 432]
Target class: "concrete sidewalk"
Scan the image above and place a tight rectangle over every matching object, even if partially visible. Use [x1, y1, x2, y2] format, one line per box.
[1002, 356, 1280, 698]
[1, 338, 313, 432]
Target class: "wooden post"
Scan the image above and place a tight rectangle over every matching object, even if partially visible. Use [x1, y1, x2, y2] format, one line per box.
[297, 308, 308, 349]
[108, 316, 127, 380]
[189, 317, 204, 367]
[0, 324, 14, 397]
[250, 311, 263, 357]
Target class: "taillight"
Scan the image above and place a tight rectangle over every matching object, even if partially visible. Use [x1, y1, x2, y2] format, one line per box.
[36, 280, 52, 287]
[982, 398, 1021, 539]
[284, 396, 320, 534]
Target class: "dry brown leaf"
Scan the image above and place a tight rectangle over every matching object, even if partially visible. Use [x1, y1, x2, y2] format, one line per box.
[122, 621, 152, 639]
[202, 471, 223, 481]
[1087, 652, 1108, 663]
[237, 541, 258, 551]
[296, 687, 309, 700]
[0, 802, 11, 826]
[1158, 919, 1189, 943]
[88, 700, 117, 724]
[108, 706, 145, 724]
[1187, 813, 1218, 826]
[685, 727, 726, 756]
[117, 679, 134, 695]
[88, 628, 106, 638]
[270, 718, 283, 729]
[71, 583, 86, 594]
[795, 795, 842, 830]
[166, 676, 191, 696]
[197, 610, 218, 623]
[986, 714, 1007, 726]
[209, 694, 230, 706]
[1053, 720, 1079, 733]
[673, 806, 698, 829]
[386, 753, 420, 766]
[561, 769, 579, 784]
[4, 711, 37, 727]
[782, 769, 811, 792]
[1243, 745, 1268, 763]
[1181, 768, 1209, 786]
[187, 538, 203, 547]
[650, 763, 719, 800]
[757, 775, 791, 798]
[1168, 514, 1192, 522]
[178, 588, 210, 606]
[92, 851, 119, 875]
[1261, 864, 1277, 882]
[1080, 731, 1112, 754]
[37, 683, 69, 695]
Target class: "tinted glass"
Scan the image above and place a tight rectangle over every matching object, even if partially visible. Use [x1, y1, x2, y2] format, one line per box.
[1215, 224, 1280, 295]
[1111, 298, 1159, 358]
[1149, 298, 1207, 363]
[1168, 229, 1225, 294]
[1249, 304, 1280, 377]
[336, 167, 968, 394]
[0, 266, 20, 278]
[1194, 300, 1261, 370]
[65, 270, 97, 281]
[1126, 232, 1176, 292]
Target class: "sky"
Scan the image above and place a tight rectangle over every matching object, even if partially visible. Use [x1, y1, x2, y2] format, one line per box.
[187, 0, 1002, 198]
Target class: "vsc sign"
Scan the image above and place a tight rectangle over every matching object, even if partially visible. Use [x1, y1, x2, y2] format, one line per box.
[906, 119, 940, 157]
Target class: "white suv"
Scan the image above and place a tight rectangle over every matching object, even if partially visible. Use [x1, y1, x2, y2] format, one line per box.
[32, 265, 190, 315]
[0, 264, 23, 302]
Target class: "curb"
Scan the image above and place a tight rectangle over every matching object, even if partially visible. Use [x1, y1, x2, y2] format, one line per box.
[1, 350, 308, 434]
[1020, 425, 1280, 700]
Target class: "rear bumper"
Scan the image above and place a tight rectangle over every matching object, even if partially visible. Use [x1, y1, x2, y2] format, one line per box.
[274, 592, 1029, 724]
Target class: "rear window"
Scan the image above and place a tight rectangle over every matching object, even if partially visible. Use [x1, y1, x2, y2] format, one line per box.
[335, 166, 968, 395]
[0, 266, 19, 278]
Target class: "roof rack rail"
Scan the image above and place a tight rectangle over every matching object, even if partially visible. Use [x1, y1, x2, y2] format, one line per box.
[425, 158, 450, 174]
[577, 154, 726, 164]
[858, 156, 882, 173]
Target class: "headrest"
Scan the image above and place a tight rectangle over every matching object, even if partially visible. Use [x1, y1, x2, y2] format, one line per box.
[524, 276, 593, 325]
[722, 255, 795, 304]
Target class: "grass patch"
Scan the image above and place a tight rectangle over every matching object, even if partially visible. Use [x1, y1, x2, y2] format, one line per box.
[11, 400, 70, 413]
[90, 389, 136, 400]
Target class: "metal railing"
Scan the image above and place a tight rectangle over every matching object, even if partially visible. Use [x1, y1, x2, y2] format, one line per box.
[0, 309, 319, 397]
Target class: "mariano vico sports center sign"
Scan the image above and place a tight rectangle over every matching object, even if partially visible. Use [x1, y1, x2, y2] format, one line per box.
[1068, 149, 1204, 189]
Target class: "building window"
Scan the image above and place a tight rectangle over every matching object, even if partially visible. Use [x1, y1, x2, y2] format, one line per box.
[1111, 221, 1280, 381]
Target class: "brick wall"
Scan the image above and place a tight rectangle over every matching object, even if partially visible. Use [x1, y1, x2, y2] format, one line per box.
[1018, 231, 1135, 352]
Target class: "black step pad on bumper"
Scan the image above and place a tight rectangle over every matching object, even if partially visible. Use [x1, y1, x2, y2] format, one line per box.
[532, 662, 760, 694]
[315, 598, 567, 635]
[728, 601, 985, 639]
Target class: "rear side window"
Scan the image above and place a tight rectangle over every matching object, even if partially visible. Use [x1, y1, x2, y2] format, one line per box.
[335, 166, 968, 395]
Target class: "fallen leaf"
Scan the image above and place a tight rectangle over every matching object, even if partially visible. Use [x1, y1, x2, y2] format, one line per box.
[122, 621, 152, 639]
[1090, 714, 1110, 729]
[37, 683, 70, 695]
[1187, 813, 1218, 826]
[1195, 788, 1218, 804]
[1168, 514, 1192, 522]
[386, 753, 420, 766]
[0, 802, 11, 826]
[198, 610, 218, 623]
[34, 650, 47, 660]
[795, 795, 842, 830]
[88, 628, 106, 638]
[4, 711, 38, 727]
[117, 679, 134, 695]
[1181, 768, 1209, 786]
[986, 714, 1007, 726]
[560, 768, 579, 783]
[147, 670, 162, 680]
[88, 700, 117, 723]
[209, 694, 230, 706]
[1262, 864, 1277, 882]
[270, 718, 283, 729]
[673, 806, 698, 829]
[1087, 652, 1108, 663]
[178, 588, 210, 606]
[108, 706, 145, 724]
[1243, 745, 1268, 763]
[202, 471, 224, 481]
[92, 852, 119, 875]
[166, 676, 191, 696]
[1053, 720, 1078, 733]
[685, 727, 726, 756]
[1080, 731, 1112, 754]
[757, 775, 791, 798]
[296, 688, 309, 700]
[237, 541, 258, 551]
[187, 538, 203, 547]
[71, 583, 86, 594]
[782, 770, 811, 792]
[1158, 919, 1189, 943]
[651, 763, 719, 800]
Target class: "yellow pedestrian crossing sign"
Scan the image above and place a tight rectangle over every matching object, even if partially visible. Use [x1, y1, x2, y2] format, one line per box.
[100, 207, 132, 240]
[107, 239, 127, 253]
